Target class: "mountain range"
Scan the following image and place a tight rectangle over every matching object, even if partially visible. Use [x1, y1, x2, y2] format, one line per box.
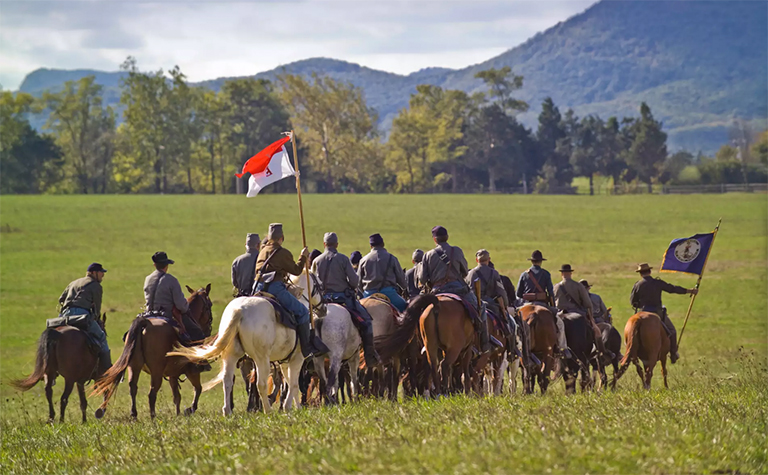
[17, 0, 767, 154]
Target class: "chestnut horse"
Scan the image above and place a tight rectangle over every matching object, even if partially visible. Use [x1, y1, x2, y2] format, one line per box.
[12, 313, 108, 423]
[361, 295, 401, 400]
[92, 284, 213, 419]
[377, 294, 475, 396]
[518, 305, 558, 395]
[612, 312, 670, 389]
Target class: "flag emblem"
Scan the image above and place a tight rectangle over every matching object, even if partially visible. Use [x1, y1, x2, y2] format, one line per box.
[674, 239, 701, 263]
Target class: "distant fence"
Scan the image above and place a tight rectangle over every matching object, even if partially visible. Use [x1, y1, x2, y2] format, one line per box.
[659, 183, 768, 194]
[461, 183, 767, 195]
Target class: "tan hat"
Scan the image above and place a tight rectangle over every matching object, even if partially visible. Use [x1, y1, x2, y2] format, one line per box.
[476, 249, 490, 259]
[635, 263, 653, 273]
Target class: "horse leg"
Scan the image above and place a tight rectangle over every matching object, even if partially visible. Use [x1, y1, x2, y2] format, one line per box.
[59, 380, 74, 423]
[220, 355, 238, 416]
[77, 382, 88, 423]
[390, 358, 401, 402]
[645, 358, 657, 390]
[253, 358, 272, 413]
[349, 363, 359, 401]
[148, 371, 163, 419]
[282, 359, 303, 412]
[169, 376, 182, 416]
[45, 375, 55, 422]
[128, 366, 140, 419]
[441, 347, 461, 395]
[633, 361, 645, 388]
[660, 356, 669, 389]
[185, 372, 202, 416]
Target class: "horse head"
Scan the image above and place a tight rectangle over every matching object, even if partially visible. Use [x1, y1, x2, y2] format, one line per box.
[185, 283, 214, 337]
[288, 272, 323, 309]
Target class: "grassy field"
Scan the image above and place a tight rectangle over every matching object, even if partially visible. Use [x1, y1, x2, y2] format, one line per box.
[1, 193, 766, 474]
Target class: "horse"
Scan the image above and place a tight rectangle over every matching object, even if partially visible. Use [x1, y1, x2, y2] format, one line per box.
[92, 285, 213, 419]
[597, 319, 622, 388]
[168, 273, 321, 415]
[312, 302, 361, 405]
[612, 312, 670, 390]
[518, 305, 558, 395]
[12, 313, 109, 423]
[361, 295, 401, 400]
[562, 312, 606, 394]
[377, 294, 475, 396]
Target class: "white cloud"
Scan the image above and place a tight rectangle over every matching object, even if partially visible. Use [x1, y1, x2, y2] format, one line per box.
[0, 0, 596, 90]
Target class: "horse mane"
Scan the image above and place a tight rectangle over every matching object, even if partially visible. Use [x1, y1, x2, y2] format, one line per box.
[375, 294, 439, 361]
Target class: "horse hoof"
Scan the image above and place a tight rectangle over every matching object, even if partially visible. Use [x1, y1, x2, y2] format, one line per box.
[184, 407, 195, 416]
[94, 408, 105, 419]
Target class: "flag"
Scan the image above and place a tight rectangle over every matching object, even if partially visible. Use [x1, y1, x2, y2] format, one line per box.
[246, 144, 295, 197]
[235, 136, 291, 178]
[660, 232, 715, 275]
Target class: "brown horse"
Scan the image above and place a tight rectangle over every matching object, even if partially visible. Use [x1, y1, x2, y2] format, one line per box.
[518, 305, 558, 395]
[92, 284, 213, 419]
[377, 294, 475, 396]
[613, 312, 669, 390]
[12, 313, 108, 422]
[362, 296, 401, 400]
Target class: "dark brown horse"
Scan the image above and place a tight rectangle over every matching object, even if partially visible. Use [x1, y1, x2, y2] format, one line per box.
[377, 294, 475, 396]
[613, 312, 669, 389]
[12, 313, 108, 422]
[518, 305, 558, 395]
[92, 285, 213, 418]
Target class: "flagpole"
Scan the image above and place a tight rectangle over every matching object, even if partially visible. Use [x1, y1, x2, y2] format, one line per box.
[289, 130, 314, 327]
[677, 218, 721, 347]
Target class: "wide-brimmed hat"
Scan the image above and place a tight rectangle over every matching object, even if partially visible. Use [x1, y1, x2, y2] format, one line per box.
[579, 279, 591, 289]
[267, 223, 284, 241]
[559, 263, 574, 273]
[528, 250, 546, 261]
[635, 263, 653, 273]
[152, 251, 175, 266]
[87, 262, 107, 273]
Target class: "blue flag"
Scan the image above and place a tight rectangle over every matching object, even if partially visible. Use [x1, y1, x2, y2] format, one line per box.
[660, 232, 715, 275]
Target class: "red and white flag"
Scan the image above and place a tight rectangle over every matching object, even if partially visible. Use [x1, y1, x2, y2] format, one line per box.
[235, 136, 296, 197]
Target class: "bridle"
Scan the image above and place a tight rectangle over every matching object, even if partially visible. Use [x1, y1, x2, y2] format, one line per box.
[297, 272, 326, 315]
[190, 290, 214, 337]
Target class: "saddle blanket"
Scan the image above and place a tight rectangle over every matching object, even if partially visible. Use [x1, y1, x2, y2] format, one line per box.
[365, 293, 401, 322]
[325, 301, 367, 327]
[253, 293, 298, 330]
[45, 314, 100, 354]
[486, 308, 507, 334]
[436, 293, 480, 324]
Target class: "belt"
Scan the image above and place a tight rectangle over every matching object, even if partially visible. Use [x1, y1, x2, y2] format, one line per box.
[641, 305, 659, 313]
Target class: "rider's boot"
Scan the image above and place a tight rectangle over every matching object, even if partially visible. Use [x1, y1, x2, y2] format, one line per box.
[96, 349, 112, 378]
[478, 323, 495, 353]
[361, 329, 381, 367]
[298, 321, 329, 358]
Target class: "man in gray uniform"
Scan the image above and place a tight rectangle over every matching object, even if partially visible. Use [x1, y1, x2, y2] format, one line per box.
[419, 226, 493, 353]
[630, 262, 697, 363]
[59, 262, 111, 375]
[358, 233, 407, 312]
[312, 232, 380, 366]
[144, 251, 205, 341]
[231, 233, 261, 297]
[580, 279, 609, 324]
[404, 249, 424, 300]
[553, 264, 612, 358]
[467, 249, 516, 352]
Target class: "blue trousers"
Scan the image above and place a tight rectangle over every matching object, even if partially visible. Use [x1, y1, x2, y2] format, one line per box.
[325, 291, 374, 335]
[62, 307, 110, 353]
[256, 281, 310, 325]
[363, 286, 407, 312]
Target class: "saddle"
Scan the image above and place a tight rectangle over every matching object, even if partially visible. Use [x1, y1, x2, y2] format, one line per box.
[46, 314, 101, 354]
[138, 311, 195, 346]
[436, 293, 480, 324]
[486, 307, 506, 334]
[253, 292, 298, 330]
[324, 297, 367, 328]
[365, 293, 400, 321]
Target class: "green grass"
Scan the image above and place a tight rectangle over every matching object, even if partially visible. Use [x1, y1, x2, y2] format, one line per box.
[1, 194, 766, 474]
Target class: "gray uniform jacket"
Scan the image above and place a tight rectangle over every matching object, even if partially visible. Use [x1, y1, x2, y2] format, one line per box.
[312, 248, 358, 294]
[553, 277, 593, 318]
[419, 242, 469, 289]
[59, 275, 103, 317]
[144, 270, 189, 316]
[466, 265, 509, 307]
[590, 292, 608, 320]
[231, 250, 259, 294]
[405, 266, 420, 299]
[358, 247, 406, 292]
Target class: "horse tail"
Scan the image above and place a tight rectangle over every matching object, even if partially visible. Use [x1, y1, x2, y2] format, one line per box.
[613, 316, 641, 386]
[376, 294, 439, 361]
[168, 306, 243, 362]
[92, 316, 149, 401]
[11, 329, 59, 391]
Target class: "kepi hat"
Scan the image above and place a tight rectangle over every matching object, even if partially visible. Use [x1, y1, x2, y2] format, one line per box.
[267, 223, 284, 241]
[323, 232, 338, 245]
[476, 249, 490, 260]
[412, 249, 424, 263]
[431, 226, 448, 238]
[246, 233, 260, 248]
[350, 251, 363, 265]
[369, 233, 384, 247]
[87, 262, 107, 273]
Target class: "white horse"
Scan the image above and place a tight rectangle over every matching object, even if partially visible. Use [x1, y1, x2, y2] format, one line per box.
[168, 273, 322, 415]
[312, 302, 361, 404]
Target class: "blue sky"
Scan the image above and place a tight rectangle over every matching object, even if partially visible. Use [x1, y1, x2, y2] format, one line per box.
[0, 0, 596, 90]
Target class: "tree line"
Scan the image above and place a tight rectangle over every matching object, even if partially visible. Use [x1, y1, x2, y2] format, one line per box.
[2, 59, 766, 195]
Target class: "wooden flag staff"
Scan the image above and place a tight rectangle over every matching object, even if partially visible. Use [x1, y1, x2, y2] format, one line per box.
[289, 130, 314, 327]
[677, 218, 721, 348]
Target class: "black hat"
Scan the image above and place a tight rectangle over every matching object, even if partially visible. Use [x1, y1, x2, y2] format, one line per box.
[87, 262, 107, 273]
[432, 225, 448, 238]
[152, 251, 175, 266]
[369, 233, 384, 247]
[309, 249, 322, 263]
[528, 250, 547, 261]
[579, 279, 591, 289]
[350, 251, 363, 265]
[559, 264, 574, 273]
[412, 249, 424, 263]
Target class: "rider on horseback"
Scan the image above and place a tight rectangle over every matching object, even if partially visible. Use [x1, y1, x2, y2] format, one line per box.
[580, 279, 610, 325]
[553, 264, 613, 360]
[516, 250, 573, 359]
[404, 249, 424, 300]
[58, 262, 111, 376]
[144, 252, 206, 342]
[358, 233, 408, 313]
[467, 249, 517, 353]
[312, 232, 381, 367]
[231, 233, 260, 297]
[253, 223, 330, 359]
[419, 226, 494, 354]
[630, 263, 697, 364]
